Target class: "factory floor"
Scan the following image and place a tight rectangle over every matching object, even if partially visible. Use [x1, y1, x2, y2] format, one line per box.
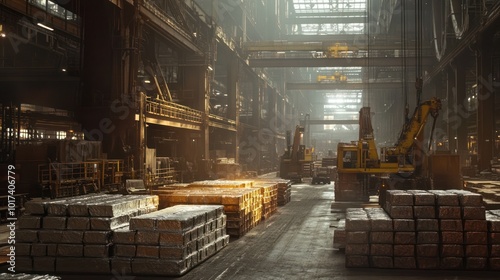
[1, 179, 499, 279]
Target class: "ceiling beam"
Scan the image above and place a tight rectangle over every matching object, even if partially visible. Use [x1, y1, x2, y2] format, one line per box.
[289, 12, 366, 17]
[300, 119, 358, 125]
[287, 82, 406, 91]
[249, 57, 435, 68]
[283, 34, 403, 42]
[284, 17, 367, 24]
[243, 40, 430, 52]
[140, 3, 203, 56]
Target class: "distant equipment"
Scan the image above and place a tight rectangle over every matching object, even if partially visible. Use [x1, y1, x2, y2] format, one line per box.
[279, 125, 314, 182]
[326, 43, 349, 58]
[334, 98, 442, 202]
[317, 71, 348, 83]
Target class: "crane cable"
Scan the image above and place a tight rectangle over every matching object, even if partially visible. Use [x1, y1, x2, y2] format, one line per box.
[366, 0, 371, 108]
[401, 0, 408, 121]
[428, 115, 438, 153]
[415, 0, 423, 107]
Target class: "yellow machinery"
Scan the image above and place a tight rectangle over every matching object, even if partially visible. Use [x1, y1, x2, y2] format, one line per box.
[317, 72, 347, 83]
[335, 98, 442, 202]
[279, 125, 314, 182]
[326, 43, 349, 58]
[337, 73, 348, 82]
[317, 75, 335, 83]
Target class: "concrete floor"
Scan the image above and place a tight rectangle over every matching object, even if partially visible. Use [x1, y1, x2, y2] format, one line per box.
[1, 180, 500, 279]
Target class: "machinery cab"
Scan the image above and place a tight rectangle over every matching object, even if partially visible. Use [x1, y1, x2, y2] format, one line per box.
[337, 143, 358, 169]
[337, 140, 380, 170]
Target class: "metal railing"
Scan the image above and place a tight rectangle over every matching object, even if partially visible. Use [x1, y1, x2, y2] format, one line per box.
[38, 161, 100, 198]
[146, 167, 178, 186]
[145, 98, 203, 123]
[209, 114, 236, 125]
[38, 159, 125, 198]
[145, 98, 237, 130]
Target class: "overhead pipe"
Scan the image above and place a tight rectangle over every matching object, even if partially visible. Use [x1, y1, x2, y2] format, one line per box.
[450, 0, 470, 39]
[432, 0, 448, 61]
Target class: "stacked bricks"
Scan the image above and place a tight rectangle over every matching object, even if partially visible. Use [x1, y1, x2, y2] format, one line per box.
[333, 219, 346, 250]
[366, 208, 394, 269]
[201, 179, 279, 219]
[384, 190, 417, 269]
[112, 205, 229, 276]
[154, 185, 261, 237]
[153, 179, 283, 237]
[344, 189, 499, 270]
[276, 180, 292, 206]
[344, 208, 371, 267]
[487, 210, 500, 270]
[440, 190, 488, 270]
[253, 183, 278, 220]
[15, 194, 158, 274]
[407, 190, 439, 270]
[252, 178, 292, 206]
[191, 180, 254, 188]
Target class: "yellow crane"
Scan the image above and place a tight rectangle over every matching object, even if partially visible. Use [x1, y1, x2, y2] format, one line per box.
[326, 43, 349, 58]
[279, 125, 314, 182]
[317, 72, 348, 83]
[335, 98, 442, 202]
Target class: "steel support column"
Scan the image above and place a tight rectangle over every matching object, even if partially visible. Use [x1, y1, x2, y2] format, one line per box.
[252, 79, 262, 170]
[454, 58, 468, 167]
[476, 36, 495, 171]
[252, 80, 261, 129]
[227, 56, 240, 162]
[269, 85, 279, 170]
[202, 66, 210, 161]
[447, 67, 457, 153]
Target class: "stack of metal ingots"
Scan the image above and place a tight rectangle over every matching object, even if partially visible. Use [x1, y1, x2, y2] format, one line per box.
[487, 210, 500, 268]
[112, 204, 229, 276]
[15, 194, 158, 274]
[253, 178, 292, 206]
[337, 189, 500, 270]
[253, 183, 278, 220]
[154, 180, 268, 237]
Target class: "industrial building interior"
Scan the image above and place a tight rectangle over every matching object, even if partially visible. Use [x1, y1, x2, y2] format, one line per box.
[1, 0, 500, 279]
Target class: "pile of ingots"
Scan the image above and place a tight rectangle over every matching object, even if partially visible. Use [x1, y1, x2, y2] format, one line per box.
[154, 180, 280, 237]
[112, 204, 229, 276]
[15, 194, 158, 274]
[253, 179, 292, 206]
[336, 189, 500, 270]
[14, 194, 231, 276]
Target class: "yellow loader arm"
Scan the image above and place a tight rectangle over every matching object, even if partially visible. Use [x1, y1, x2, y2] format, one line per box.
[388, 97, 442, 156]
